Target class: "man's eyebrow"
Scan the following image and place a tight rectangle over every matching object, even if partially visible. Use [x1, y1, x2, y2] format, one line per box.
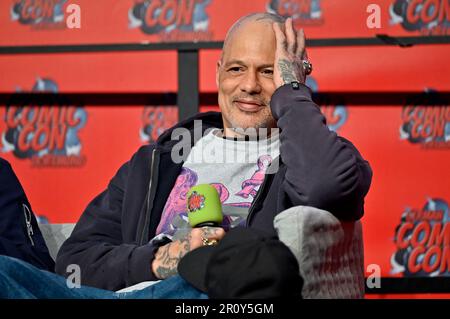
[223, 60, 274, 69]
[258, 64, 274, 69]
[223, 60, 246, 67]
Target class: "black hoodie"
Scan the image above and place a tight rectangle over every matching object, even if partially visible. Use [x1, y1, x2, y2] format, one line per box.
[0, 158, 55, 272]
[55, 84, 372, 291]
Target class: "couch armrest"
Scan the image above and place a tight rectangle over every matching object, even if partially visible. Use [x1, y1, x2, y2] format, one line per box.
[274, 206, 365, 299]
[38, 223, 75, 261]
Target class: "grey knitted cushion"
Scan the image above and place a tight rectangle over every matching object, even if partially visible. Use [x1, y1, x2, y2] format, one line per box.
[274, 206, 365, 299]
[38, 223, 75, 261]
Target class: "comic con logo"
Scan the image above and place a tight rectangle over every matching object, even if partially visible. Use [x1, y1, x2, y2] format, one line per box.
[390, 0, 450, 35]
[128, 0, 212, 41]
[306, 77, 348, 132]
[266, 0, 323, 25]
[1, 78, 87, 167]
[140, 106, 178, 143]
[11, 0, 68, 29]
[400, 94, 450, 149]
[391, 198, 449, 277]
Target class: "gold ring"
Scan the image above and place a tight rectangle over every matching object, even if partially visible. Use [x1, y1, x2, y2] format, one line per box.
[202, 237, 218, 246]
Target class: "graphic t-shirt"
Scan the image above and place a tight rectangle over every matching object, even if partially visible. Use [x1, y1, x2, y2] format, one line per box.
[152, 128, 280, 242]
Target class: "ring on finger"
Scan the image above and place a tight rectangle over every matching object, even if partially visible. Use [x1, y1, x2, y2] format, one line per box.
[302, 60, 313, 75]
[202, 236, 218, 246]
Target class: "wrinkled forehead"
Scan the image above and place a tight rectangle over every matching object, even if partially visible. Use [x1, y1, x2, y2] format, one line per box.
[221, 20, 277, 64]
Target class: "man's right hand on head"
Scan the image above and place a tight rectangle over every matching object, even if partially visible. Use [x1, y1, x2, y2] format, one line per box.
[272, 17, 308, 89]
[151, 226, 225, 280]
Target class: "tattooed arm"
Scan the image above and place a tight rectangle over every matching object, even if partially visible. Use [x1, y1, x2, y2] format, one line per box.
[277, 59, 300, 85]
[151, 226, 225, 280]
[266, 18, 372, 221]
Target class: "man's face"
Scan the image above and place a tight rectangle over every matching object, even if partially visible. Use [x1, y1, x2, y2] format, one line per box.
[216, 21, 277, 135]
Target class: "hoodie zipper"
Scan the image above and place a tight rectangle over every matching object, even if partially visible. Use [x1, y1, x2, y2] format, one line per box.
[139, 148, 160, 245]
[246, 167, 272, 227]
[23, 204, 35, 246]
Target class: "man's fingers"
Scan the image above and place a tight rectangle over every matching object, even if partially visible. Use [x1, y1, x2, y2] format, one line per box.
[188, 227, 225, 249]
[285, 17, 297, 54]
[191, 227, 225, 241]
[272, 22, 286, 51]
[201, 226, 225, 240]
[296, 28, 306, 59]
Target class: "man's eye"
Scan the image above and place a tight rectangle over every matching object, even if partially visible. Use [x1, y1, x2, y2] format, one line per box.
[228, 67, 242, 73]
[262, 69, 274, 75]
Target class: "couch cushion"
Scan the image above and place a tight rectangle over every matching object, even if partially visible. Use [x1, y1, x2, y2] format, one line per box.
[38, 224, 75, 261]
[274, 206, 365, 299]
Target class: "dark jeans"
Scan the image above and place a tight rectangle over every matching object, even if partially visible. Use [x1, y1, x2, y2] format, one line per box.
[0, 255, 207, 299]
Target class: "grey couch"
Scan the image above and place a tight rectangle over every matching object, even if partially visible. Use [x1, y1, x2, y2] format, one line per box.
[38, 223, 75, 262]
[38, 205, 364, 298]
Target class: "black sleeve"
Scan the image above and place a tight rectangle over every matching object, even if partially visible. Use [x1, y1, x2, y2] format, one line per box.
[0, 157, 55, 272]
[270, 84, 373, 220]
[55, 148, 160, 291]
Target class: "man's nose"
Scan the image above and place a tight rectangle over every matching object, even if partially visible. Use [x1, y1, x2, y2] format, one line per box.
[239, 71, 262, 94]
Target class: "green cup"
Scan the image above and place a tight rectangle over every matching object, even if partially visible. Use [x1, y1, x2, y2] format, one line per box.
[186, 184, 223, 227]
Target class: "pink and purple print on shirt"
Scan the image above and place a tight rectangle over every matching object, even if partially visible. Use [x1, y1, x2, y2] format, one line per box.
[155, 154, 274, 237]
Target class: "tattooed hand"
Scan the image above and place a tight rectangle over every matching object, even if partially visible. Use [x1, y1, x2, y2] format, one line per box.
[272, 17, 308, 88]
[151, 226, 225, 280]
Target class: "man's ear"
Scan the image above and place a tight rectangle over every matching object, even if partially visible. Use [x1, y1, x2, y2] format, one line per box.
[216, 60, 221, 88]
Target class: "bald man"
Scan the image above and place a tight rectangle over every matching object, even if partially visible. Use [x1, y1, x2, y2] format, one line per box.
[54, 13, 372, 291]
